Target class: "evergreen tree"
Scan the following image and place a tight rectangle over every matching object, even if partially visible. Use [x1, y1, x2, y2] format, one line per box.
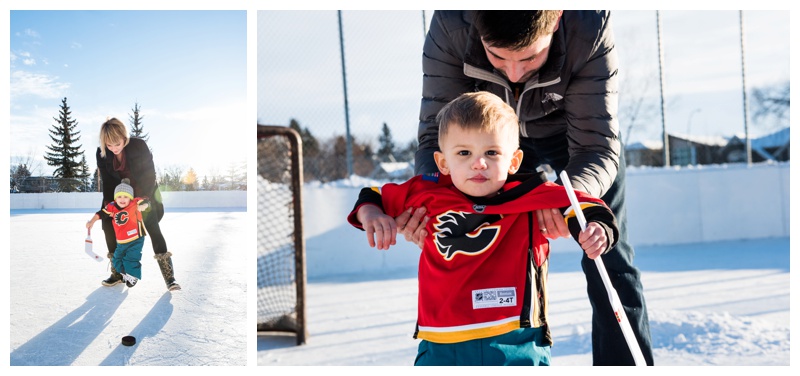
[378, 122, 396, 162]
[44, 97, 85, 192]
[396, 138, 418, 163]
[288, 118, 320, 156]
[10, 163, 32, 192]
[129, 102, 149, 141]
[91, 168, 100, 192]
[79, 155, 91, 192]
[288, 118, 321, 181]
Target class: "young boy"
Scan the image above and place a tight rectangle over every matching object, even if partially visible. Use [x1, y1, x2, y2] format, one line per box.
[347, 92, 619, 366]
[87, 178, 149, 288]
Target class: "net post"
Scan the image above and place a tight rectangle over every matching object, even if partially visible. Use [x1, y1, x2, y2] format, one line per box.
[256, 125, 307, 345]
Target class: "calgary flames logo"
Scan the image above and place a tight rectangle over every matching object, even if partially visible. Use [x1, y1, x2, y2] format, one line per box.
[114, 211, 129, 226]
[433, 210, 502, 260]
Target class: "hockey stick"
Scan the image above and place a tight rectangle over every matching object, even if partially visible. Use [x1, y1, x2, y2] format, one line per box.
[559, 171, 646, 366]
[85, 229, 103, 262]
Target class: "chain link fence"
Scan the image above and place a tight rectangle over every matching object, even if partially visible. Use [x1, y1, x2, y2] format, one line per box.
[257, 10, 789, 179]
[258, 10, 429, 182]
[10, 176, 94, 193]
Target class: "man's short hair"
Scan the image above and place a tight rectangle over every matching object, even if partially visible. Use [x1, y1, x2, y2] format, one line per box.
[474, 10, 561, 50]
[436, 91, 519, 149]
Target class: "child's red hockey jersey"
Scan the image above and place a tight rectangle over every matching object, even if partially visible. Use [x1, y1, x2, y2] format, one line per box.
[348, 173, 616, 344]
[100, 198, 147, 244]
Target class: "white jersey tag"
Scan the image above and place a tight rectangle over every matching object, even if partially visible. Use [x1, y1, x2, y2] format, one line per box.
[472, 287, 517, 309]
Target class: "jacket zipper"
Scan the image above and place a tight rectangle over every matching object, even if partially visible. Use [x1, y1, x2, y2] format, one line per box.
[464, 63, 561, 138]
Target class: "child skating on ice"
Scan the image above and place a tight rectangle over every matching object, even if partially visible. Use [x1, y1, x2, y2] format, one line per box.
[86, 178, 149, 288]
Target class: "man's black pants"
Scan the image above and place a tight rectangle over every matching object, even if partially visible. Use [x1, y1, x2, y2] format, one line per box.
[520, 134, 654, 366]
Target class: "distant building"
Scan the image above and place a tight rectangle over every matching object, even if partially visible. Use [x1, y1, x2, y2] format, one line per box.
[370, 162, 414, 181]
[625, 127, 789, 167]
[625, 140, 664, 167]
[721, 127, 790, 163]
[667, 133, 729, 166]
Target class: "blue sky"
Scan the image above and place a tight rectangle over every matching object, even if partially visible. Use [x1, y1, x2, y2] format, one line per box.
[9, 10, 247, 178]
[258, 10, 790, 149]
[6, 9, 792, 177]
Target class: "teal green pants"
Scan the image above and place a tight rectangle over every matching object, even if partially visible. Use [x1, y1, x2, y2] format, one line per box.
[414, 327, 551, 366]
[113, 237, 144, 280]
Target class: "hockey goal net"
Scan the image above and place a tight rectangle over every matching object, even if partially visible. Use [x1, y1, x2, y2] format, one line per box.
[257, 125, 307, 345]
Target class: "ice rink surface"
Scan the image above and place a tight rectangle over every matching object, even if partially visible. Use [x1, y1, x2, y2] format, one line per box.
[7, 208, 791, 367]
[9, 208, 248, 366]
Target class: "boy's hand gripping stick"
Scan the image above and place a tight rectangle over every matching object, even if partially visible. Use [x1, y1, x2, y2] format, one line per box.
[559, 171, 646, 366]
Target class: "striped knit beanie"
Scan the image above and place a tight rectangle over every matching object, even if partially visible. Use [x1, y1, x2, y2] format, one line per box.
[114, 178, 134, 199]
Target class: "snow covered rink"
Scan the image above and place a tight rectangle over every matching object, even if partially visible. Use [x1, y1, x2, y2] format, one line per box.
[9, 208, 248, 366]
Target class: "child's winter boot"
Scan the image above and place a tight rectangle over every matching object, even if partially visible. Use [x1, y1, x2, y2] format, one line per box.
[122, 273, 139, 288]
[102, 253, 124, 286]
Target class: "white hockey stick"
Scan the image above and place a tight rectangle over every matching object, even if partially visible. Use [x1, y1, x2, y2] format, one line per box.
[559, 171, 646, 366]
[85, 229, 103, 262]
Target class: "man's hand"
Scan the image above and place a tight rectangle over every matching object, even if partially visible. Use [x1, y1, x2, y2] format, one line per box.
[357, 204, 397, 250]
[578, 222, 608, 260]
[535, 208, 570, 240]
[395, 207, 429, 249]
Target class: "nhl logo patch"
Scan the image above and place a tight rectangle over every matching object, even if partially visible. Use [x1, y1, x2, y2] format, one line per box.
[422, 172, 440, 183]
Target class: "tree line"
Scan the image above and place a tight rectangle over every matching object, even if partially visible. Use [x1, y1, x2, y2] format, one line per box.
[258, 119, 417, 183]
[10, 97, 247, 193]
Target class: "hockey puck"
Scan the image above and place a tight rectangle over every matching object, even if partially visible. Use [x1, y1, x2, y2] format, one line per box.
[121, 335, 136, 346]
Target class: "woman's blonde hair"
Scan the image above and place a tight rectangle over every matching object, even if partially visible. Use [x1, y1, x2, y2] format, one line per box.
[98, 117, 130, 158]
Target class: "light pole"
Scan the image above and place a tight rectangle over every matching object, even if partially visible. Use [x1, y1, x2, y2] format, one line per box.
[338, 10, 354, 177]
[739, 10, 752, 166]
[656, 10, 669, 167]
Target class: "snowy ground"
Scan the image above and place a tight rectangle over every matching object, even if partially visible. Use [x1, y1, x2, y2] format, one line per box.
[9, 208, 248, 366]
[258, 236, 791, 366]
[6, 202, 792, 368]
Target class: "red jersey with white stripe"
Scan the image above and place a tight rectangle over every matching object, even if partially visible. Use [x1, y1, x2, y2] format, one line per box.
[101, 198, 147, 244]
[348, 173, 616, 344]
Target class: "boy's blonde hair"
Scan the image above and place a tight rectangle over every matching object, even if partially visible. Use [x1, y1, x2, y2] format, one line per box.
[436, 91, 520, 149]
[99, 118, 130, 158]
